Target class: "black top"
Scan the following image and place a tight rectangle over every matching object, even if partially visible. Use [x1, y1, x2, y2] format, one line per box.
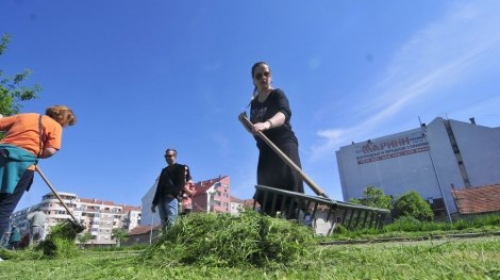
[152, 163, 192, 205]
[250, 88, 298, 148]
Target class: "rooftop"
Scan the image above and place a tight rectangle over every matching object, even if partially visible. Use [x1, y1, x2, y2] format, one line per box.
[452, 184, 500, 214]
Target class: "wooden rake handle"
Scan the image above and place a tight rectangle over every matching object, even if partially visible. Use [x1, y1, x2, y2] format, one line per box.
[238, 112, 335, 203]
[35, 165, 80, 224]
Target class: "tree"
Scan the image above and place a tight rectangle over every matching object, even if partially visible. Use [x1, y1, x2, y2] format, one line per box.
[111, 228, 128, 247]
[393, 191, 434, 221]
[349, 185, 392, 210]
[346, 186, 392, 230]
[0, 33, 41, 117]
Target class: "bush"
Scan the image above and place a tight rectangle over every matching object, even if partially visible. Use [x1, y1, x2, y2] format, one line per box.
[385, 216, 422, 232]
[392, 191, 434, 221]
[452, 219, 471, 231]
[469, 214, 500, 228]
[333, 224, 349, 235]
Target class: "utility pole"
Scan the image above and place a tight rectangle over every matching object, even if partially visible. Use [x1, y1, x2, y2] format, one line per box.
[149, 213, 154, 246]
[419, 117, 453, 224]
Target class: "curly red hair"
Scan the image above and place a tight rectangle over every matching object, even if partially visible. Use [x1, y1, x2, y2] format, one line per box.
[45, 105, 77, 127]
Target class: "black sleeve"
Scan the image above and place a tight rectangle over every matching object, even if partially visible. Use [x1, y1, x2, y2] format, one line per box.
[273, 89, 292, 121]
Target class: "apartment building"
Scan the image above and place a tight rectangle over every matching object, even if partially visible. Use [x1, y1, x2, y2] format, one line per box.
[10, 192, 141, 245]
[230, 196, 245, 215]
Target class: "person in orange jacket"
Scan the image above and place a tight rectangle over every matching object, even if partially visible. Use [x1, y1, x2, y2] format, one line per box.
[0, 105, 77, 239]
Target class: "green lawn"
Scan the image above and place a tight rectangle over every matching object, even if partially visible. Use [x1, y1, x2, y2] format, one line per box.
[2, 236, 500, 280]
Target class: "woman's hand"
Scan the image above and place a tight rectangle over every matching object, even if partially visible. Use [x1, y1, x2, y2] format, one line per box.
[252, 121, 271, 134]
[38, 147, 58, 159]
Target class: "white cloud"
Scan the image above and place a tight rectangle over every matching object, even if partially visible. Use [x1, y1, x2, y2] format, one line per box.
[311, 1, 500, 160]
[307, 56, 322, 70]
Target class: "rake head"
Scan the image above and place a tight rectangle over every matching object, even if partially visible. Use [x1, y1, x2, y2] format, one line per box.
[61, 219, 85, 237]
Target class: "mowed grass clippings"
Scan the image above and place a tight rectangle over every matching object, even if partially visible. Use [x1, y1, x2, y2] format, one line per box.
[141, 210, 316, 268]
[0, 221, 81, 262]
[318, 237, 500, 280]
[2, 238, 500, 279]
[35, 221, 80, 258]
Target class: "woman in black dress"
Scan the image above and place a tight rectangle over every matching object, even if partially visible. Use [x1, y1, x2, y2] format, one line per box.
[248, 61, 304, 218]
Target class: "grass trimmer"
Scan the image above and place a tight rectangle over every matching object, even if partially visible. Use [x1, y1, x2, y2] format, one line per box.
[35, 165, 85, 234]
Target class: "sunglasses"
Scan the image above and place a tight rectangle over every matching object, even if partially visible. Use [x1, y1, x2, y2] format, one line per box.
[254, 71, 270, 80]
[165, 154, 176, 158]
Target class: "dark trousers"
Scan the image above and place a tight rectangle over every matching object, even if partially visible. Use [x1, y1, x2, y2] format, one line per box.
[0, 170, 34, 237]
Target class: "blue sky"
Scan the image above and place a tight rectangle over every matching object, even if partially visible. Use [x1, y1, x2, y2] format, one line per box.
[2, 1, 500, 211]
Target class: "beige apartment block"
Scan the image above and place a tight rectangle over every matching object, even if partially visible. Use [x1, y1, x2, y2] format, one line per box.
[11, 192, 141, 246]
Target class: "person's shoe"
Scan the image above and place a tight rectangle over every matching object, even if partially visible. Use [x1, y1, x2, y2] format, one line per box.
[0, 257, 3, 262]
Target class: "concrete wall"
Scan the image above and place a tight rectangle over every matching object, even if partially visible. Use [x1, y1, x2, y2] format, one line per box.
[450, 120, 500, 186]
[140, 179, 161, 226]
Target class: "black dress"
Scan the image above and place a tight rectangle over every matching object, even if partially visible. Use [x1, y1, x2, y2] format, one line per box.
[250, 88, 304, 217]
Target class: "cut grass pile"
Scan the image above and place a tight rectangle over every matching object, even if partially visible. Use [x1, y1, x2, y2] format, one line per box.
[35, 220, 80, 258]
[0, 220, 81, 261]
[2, 211, 500, 279]
[141, 210, 316, 268]
[2, 237, 500, 279]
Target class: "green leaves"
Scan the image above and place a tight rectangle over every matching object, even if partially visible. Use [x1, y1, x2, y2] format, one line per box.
[0, 33, 10, 55]
[349, 185, 392, 210]
[393, 191, 434, 221]
[0, 33, 41, 118]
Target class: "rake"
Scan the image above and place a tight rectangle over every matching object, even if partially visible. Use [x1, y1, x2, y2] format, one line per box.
[35, 165, 85, 234]
[238, 112, 334, 201]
